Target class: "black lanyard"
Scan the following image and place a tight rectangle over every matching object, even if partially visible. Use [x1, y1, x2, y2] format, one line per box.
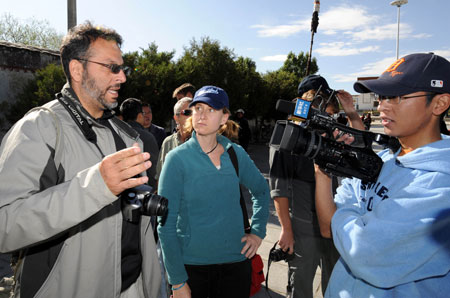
[56, 93, 106, 158]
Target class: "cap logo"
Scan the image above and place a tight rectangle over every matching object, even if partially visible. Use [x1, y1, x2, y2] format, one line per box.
[383, 58, 405, 77]
[431, 80, 444, 88]
[197, 88, 219, 97]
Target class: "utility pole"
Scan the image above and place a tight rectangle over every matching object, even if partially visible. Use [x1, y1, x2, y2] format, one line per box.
[67, 0, 77, 31]
[305, 0, 320, 76]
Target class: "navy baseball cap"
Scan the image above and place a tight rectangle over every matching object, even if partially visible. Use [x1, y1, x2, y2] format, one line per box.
[189, 85, 229, 109]
[298, 75, 334, 97]
[354, 53, 450, 96]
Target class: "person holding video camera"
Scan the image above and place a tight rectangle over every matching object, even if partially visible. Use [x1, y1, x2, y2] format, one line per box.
[0, 22, 161, 298]
[315, 53, 450, 297]
[269, 74, 365, 298]
[157, 85, 270, 298]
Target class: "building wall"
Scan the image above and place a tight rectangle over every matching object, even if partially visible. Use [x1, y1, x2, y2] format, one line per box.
[0, 41, 60, 136]
[353, 93, 377, 112]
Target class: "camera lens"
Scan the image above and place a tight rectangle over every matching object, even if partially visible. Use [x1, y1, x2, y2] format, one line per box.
[143, 193, 168, 217]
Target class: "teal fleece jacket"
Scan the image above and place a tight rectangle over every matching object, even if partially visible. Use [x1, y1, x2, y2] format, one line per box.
[157, 132, 270, 285]
[326, 135, 450, 298]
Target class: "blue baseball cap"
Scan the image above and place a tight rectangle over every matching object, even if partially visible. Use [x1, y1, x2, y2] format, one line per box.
[354, 53, 450, 96]
[298, 75, 334, 97]
[189, 85, 229, 109]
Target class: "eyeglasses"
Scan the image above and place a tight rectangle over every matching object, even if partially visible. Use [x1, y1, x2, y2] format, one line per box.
[176, 109, 192, 116]
[76, 58, 131, 75]
[376, 93, 436, 105]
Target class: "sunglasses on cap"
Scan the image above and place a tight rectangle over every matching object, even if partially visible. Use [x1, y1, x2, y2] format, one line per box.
[176, 109, 192, 116]
[76, 58, 131, 75]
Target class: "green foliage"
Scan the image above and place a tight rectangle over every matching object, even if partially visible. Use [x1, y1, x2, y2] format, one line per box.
[3, 63, 65, 124]
[261, 70, 299, 119]
[1, 23, 321, 130]
[120, 43, 178, 126]
[281, 51, 318, 78]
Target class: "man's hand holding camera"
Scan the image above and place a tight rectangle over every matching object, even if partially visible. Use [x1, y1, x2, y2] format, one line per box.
[99, 143, 151, 196]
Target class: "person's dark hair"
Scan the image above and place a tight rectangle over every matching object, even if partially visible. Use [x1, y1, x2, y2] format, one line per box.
[173, 83, 196, 98]
[60, 21, 123, 84]
[142, 102, 152, 112]
[120, 98, 143, 122]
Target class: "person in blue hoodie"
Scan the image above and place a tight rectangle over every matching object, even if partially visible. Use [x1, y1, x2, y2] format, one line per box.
[314, 53, 450, 298]
[157, 86, 270, 298]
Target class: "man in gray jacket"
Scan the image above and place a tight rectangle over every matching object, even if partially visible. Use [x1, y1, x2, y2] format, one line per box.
[0, 21, 161, 298]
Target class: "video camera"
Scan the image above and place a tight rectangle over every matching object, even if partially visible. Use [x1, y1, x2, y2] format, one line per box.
[269, 94, 399, 182]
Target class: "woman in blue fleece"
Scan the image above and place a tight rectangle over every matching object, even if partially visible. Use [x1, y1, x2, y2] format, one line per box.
[315, 53, 450, 298]
[157, 85, 270, 298]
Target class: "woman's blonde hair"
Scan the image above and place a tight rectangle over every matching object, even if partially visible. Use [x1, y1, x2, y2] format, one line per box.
[302, 89, 339, 113]
[183, 108, 240, 141]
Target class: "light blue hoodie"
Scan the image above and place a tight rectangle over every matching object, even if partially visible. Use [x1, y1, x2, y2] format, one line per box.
[326, 135, 450, 298]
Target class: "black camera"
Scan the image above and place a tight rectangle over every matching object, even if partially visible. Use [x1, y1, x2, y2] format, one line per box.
[120, 184, 168, 223]
[270, 97, 399, 182]
[268, 241, 295, 262]
[269, 247, 294, 262]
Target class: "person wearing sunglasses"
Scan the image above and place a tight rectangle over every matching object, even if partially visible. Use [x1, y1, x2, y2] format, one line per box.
[156, 97, 193, 179]
[157, 86, 269, 298]
[315, 53, 450, 298]
[0, 22, 161, 298]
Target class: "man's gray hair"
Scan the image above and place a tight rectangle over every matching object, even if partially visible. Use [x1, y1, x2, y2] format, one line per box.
[174, 97, 192, 115]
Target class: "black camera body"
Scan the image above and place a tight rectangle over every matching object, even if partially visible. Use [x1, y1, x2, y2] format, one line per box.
[269, 247, 295, 262]
[120, 184, 168, 223]
[270, 99, 400, 182]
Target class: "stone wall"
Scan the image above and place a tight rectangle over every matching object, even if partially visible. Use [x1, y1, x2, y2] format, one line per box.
[0, 41, 60, 137]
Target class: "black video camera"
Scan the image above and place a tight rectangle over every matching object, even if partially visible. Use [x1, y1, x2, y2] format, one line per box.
[120, 184, 168, 223]
[269, 97, 399, 182]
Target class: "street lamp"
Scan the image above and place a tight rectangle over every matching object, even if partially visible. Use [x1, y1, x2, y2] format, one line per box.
[390, 0, 408, 60]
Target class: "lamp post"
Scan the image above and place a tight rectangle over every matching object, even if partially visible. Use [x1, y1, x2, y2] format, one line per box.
[390, 0, 408, 60]
[68, 0, 77, 30]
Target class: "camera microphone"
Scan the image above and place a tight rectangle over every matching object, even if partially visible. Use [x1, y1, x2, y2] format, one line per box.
[276, 99, 316, 122]
[275, 99, 296, 115]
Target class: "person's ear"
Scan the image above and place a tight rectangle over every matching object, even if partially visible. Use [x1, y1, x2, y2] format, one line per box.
[221, 113, 229, 126]
[69, 59, 84, 83]
[433, 93, 450, 116]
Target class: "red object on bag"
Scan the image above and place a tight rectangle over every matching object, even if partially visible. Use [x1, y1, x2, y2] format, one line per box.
[250, 254, 265, 296]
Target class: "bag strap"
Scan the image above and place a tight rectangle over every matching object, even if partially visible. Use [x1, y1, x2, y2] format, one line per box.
[227, 146, 251, 234]
[25, 106, 64, 170]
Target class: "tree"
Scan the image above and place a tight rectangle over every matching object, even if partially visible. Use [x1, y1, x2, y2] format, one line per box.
[281, 51, 318, 79]
[2, 63, 66, 124]
[261, 70, 299, 120]
[121, 43, 178, 126]
[0, 13, 63, 50]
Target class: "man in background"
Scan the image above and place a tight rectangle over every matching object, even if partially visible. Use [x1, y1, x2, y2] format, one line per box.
[142, 103, 166, 149]
[121, 98, 160, 189]
[172, 83, 195, 101]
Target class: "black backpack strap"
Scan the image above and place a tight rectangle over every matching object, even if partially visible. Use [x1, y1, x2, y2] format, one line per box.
[228, 146, 251, 234]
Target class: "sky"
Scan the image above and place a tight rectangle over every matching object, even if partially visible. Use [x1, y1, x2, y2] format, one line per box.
[2, 0, 450, 94]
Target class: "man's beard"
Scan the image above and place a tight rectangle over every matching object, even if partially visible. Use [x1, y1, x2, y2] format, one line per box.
[81, 71, 119, 110]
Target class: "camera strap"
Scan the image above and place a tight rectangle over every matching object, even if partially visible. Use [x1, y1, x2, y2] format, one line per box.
[56, 93, 105, 158]
[227, 146, 251, 233]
